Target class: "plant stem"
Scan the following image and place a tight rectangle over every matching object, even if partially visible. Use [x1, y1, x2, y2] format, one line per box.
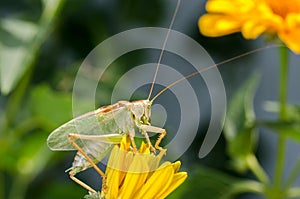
[2, 67, 33, 135]
[246, 154, 269, 184]
[274, 46, 289, 190]
[278, 47, 289, 120]
[221, 180, 264, 199]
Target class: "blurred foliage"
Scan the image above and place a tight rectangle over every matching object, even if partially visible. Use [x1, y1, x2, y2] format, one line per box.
[168, 165, 262, 199]
[259, 102, 300, 142]
[223, 73, 260, 173]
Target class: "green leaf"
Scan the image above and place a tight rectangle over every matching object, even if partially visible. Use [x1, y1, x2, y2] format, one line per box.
[263, 101, 300, 122]
[260, 102, 300, 142]
[0, 0, 65, 95]
[223, 73, 260, 172]
[258, 120, 300, 142]
[0, 18, 38, 94]
[16, 132, 51, 176]
[167, 166, 263, 199]
[29, 85, 73, 130]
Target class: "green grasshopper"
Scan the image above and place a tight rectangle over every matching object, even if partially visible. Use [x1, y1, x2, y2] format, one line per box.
[47, 0, 181, 194]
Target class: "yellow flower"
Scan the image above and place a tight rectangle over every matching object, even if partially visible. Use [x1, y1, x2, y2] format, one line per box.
[198, 0, 300, 53]
[100, 135, 187, 199]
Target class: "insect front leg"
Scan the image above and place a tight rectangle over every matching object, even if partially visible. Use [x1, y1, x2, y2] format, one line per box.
[138, 125, 166, 151]
[129, 129, 138, 152]
[143, 131, 156, 152]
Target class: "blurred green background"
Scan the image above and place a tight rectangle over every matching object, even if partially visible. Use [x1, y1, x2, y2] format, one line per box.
[1, 0, 300, 199]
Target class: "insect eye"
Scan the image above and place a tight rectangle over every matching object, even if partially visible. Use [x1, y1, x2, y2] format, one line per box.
[141, 115, 147, 124]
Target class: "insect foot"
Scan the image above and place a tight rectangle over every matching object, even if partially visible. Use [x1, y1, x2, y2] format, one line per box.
[101, 175, 108, 196]
[155, 129, 167, 151]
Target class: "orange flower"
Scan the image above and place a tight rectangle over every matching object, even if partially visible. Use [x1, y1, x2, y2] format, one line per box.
[84, 135, 187, 199]
[199, 0, 300, 53]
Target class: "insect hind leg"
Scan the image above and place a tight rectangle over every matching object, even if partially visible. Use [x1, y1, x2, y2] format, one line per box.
[68, 134, 110, 194]
[68, 133, 106, 177]
[69, 169, 97, 193]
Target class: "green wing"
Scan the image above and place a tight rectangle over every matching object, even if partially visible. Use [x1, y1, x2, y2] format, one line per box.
[47, 105, 132, 151]
[70, 134, 123, 174]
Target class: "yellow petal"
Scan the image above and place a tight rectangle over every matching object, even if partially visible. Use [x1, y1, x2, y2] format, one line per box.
[279, 30, 300, 53]
[107, 145, 133, 186]
[285, 13, 300, 29]
[139, 142, 150, 154]
[241, 20, 267, 39]
[105, 146, 119, 184]
[103, 146, 120, 198]
[118, 155, 149, 199]
[135, 162, 174, 198]
[279, 14, 300, 53]
[206, 0, 237, 13]
[172, 161, 181, 173]
[199, 14, 242, 37]
[285, 37, 300, 53]
[156, 172, 188, 199]
[206, 0, 255, 14]
[120, 135, 131, 151]
[146, 149, 166, 172]
[104, 168, 120, 198]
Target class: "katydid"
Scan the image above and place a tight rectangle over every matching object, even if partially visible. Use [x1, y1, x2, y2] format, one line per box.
[47, 0, 181, 194]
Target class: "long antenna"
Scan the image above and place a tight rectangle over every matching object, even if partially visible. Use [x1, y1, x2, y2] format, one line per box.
[147, 0, 181, 100]
[150, 44, 280, 103]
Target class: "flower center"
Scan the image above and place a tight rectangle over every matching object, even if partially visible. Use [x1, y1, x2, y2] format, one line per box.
[264, 0, 300, 18]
